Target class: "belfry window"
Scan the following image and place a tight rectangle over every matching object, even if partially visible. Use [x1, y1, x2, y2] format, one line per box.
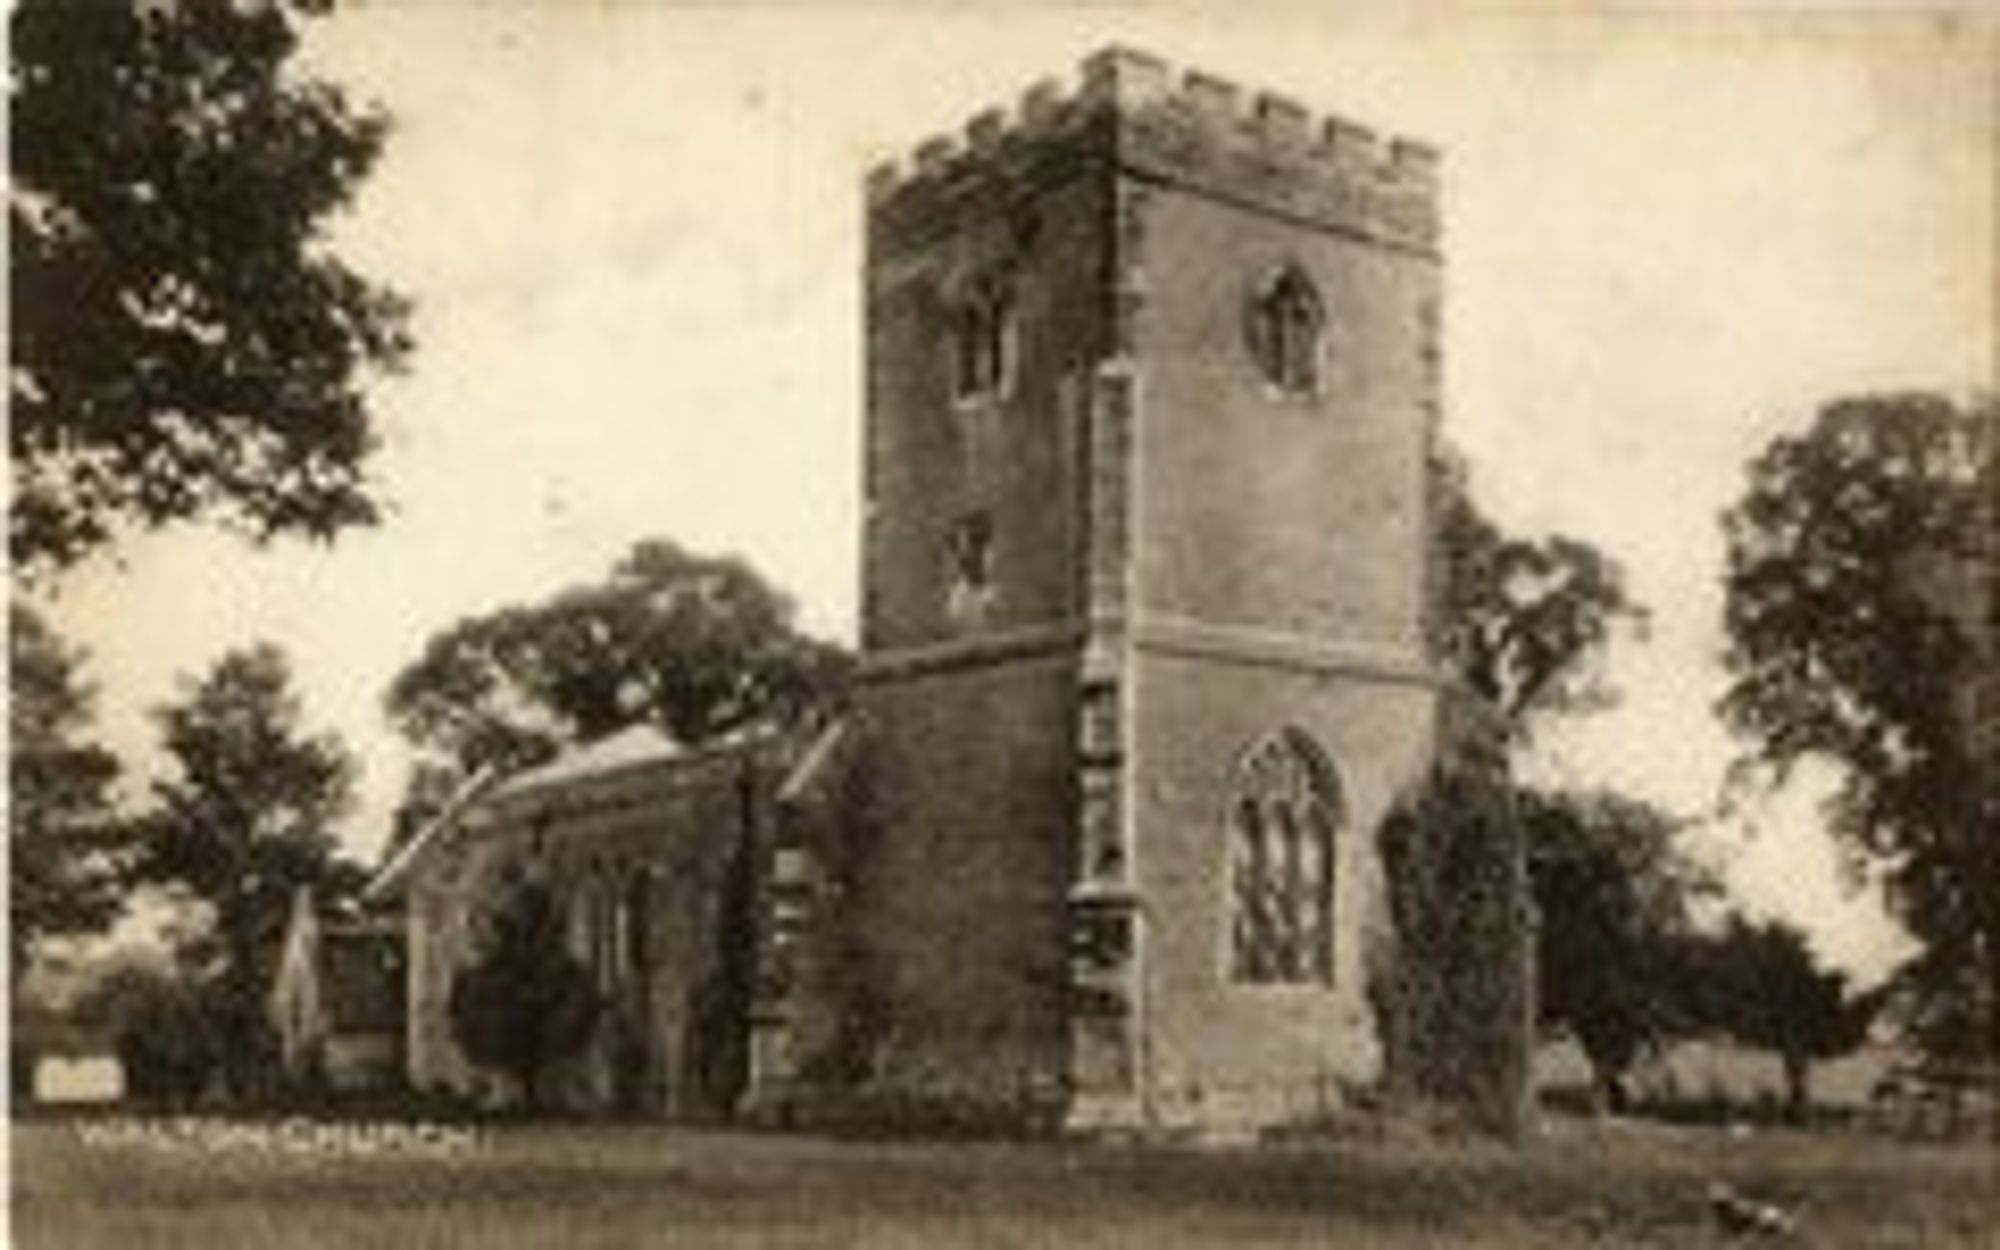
[1228, 729, 1340, 984]
[947, 511, 993, 586]
[1247, 266, 1323, 396]
[944, 510, 995, 621]
[951, 279, 1013, 401]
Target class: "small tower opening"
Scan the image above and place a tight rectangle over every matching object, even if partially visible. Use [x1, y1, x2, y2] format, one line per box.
[1247, 266, 1324, 396]
[951, 279, 1014, 401]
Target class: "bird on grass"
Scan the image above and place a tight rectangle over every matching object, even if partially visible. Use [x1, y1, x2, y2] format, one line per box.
[1708, 1181, 1800, 1239]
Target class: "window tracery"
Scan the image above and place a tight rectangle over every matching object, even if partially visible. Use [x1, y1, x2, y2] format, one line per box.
[1228, 729, 1340, 984]
[1247, 266, 1324, 396]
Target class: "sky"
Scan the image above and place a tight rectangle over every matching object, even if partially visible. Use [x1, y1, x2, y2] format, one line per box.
[33, 3, 1994, 982]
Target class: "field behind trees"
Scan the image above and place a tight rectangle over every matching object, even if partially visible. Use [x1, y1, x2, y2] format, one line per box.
[13, 1116, 1995, 1248]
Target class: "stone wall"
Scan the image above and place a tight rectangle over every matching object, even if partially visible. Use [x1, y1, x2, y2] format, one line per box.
[1106, 115, 1441, 1127]
[1130, 189, 1436, 648]
[861, 169, 1107, 650]
[402, 742, 780, 1116]
[838, 51, 1122, 1125]
[1126, 655, 1435, 1129]
[845, 661, 1076, 1112]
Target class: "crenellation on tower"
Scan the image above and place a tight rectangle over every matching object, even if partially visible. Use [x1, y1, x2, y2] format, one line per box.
[1252, 91, 1312, 148]
[912, 134, 957, 175]
[1319, 114, 1380, 165]
[1388, 136, 1439, 184]
[864, 161, 900, 205]
[865, 47, 1440, 257]
[1018, 77, 1067, 128]
[1080, 44, 1172, 107]
[1179, 68, 1242, 119]
[966, 107, 1008, 155]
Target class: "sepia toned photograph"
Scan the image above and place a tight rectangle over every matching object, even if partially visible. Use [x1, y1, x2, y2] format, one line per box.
[9, 1, 1995, 1245]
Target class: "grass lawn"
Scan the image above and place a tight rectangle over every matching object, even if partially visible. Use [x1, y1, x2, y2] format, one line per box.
[11, 1114, 1996, 1248]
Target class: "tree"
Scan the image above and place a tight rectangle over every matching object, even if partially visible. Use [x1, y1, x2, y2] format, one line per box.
[1376, 699, 1535, 1136]
[138, 643, 366, 1099]
[1431, 447, 1646, 735]
[383, 539, 852, 857]
[1426, 451, 1690, 1113]
[1521, 787, 1713, 1111]
[1689, 915, 1879, 1118]
[1720, 393, 1996, 1065]
[1889, 945, 1993, 1072]
[74, 955, 219, 1107]
[9, 605, 130, 979]
[448, 871, 600, 1109]
[9, 0, 411, 575]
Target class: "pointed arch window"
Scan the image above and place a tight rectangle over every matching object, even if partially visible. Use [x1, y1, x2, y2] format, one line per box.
[1228, 729, 1340, 984]
[951, 277, 1014, 402]
[1247, 266, 1323, 397]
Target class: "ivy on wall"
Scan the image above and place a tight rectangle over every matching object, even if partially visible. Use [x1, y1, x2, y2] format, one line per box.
[1372, 694, 1533, 1137]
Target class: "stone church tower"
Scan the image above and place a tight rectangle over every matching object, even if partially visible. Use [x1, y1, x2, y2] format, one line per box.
[792, 47, 1445, 1133]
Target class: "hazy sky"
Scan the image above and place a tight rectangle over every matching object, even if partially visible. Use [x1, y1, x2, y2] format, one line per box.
[37, 4, 1993, 980]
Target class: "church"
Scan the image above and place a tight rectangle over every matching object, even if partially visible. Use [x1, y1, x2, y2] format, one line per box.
[365, 47, 1525, 1135]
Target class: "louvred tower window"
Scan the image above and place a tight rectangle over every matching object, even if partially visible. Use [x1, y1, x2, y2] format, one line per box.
[951, 278, 1014, 401]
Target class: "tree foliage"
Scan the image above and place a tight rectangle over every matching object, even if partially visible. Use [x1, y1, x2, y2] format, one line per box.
[74, 955, 220, 1106]
[448, 871, 600, 1109]
[1684, 915, 1879, 1117]
[1521, 787, 1713, 1109]
[1720, 392, 1996, 1061]
[9, 0, 410, 574]
[138, 643, 365, 1098]
[1889, 944, 1997, 1070]
[1424, 450, 1686, 1111]
[1431, 448, 1646, 734]
[9, 605, 130, 977]
[383, 540, 852, 852]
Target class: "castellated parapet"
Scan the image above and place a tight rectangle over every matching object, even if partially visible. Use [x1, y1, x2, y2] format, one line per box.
[867, 46, 1440, 257]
